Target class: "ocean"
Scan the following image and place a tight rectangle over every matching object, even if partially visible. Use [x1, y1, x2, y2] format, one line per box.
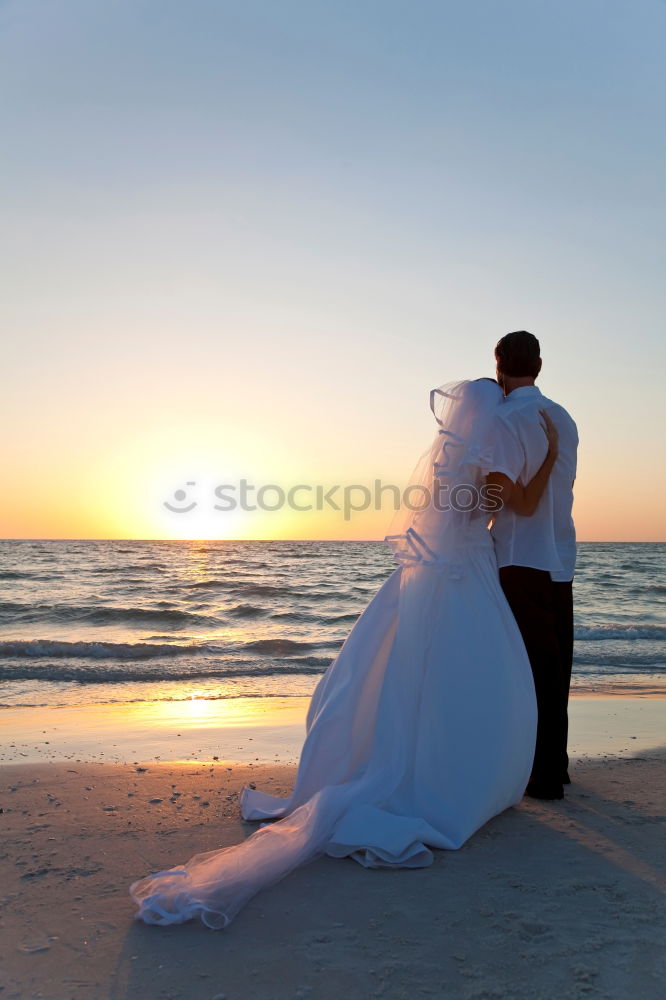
[0, 540, 664, 710]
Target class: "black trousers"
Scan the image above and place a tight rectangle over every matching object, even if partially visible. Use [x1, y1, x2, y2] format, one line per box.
[499, 566, 574, 786]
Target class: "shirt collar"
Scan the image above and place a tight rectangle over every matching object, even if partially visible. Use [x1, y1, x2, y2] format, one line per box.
[503, 385, 542, 402]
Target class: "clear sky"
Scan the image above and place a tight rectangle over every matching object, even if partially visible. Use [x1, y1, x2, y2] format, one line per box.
[2, 0, 665, 540]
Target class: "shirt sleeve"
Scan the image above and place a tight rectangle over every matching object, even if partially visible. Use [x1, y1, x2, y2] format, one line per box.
[487, 414, 525, 484]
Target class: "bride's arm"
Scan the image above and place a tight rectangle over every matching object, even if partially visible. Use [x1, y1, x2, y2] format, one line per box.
[487, 410, 558, 517]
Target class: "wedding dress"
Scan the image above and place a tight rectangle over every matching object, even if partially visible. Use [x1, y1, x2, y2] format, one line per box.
[129, 379, 538, 929]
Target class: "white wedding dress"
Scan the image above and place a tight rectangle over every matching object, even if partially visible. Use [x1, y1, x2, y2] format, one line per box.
[129, 379, 538, 929]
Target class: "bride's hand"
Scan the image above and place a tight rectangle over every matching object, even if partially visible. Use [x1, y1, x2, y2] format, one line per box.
[539, 409, 559, 458]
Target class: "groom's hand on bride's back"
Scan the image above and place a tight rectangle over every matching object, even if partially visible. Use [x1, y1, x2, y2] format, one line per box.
[539, 409, 559, 459]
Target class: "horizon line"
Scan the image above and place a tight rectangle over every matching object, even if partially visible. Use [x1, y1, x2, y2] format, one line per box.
[1, 538, 664, 545]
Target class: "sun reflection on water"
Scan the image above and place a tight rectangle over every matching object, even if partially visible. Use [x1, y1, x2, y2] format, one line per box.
[122, 691, 308, 733]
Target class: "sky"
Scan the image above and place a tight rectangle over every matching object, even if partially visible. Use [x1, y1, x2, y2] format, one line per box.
[1, 0, 665, 541]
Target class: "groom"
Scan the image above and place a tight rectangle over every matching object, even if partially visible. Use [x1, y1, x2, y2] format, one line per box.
[487, 331, 578, 800]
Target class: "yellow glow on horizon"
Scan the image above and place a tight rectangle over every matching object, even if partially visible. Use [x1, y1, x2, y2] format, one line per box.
[2, 415, 665, 542]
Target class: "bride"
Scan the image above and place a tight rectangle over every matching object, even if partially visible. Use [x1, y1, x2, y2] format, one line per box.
[130, 377, 557, 929]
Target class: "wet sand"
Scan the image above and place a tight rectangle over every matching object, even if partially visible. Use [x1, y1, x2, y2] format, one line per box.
[1, 693, 664, 766]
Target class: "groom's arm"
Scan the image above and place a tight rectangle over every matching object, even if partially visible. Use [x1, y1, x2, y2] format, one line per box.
[487, 411, 558, 516]
[486, 470, 545, 517]
[485, 414, 525, 514]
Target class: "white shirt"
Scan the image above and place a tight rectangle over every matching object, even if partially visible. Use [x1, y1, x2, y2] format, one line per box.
[489, 385, 578, 582]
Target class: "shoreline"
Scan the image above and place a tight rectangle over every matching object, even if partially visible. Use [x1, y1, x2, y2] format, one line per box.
[1, 691, 664, 766]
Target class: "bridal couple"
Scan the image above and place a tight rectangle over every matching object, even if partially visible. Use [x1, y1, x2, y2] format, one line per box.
[130, 330, 579, 930]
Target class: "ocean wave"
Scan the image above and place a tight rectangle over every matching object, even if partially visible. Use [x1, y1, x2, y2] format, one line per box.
[228, 604, 267, 618]
[0, 602, 222, 628]
[0, 661, 328, 683]
[241, 638, 335, 655]
[230, 584, 291, 597]
[1, 635, 659, 672]
[574, 624, 666, 641]
[288, 655, 333, 667]
[0, 636, 339, 663]
[269, 609, 357, 627]
[88, 563, 167, 574]
[281, 551, 321, 559]
[270, 610, 321, 623]
[193, 550, 270, 568]
[573, 651, 665, 668]
[226, 584, 353, 602]
[322, 612, 362, 625]
[0, 639, 205, 660]
[298, 590, 354, 602]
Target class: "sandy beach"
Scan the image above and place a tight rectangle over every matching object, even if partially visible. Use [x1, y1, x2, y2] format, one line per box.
[0, 696, 664, 1000]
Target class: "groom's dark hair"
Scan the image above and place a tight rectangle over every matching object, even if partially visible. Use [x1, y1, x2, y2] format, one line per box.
[495, 330, 541, 378]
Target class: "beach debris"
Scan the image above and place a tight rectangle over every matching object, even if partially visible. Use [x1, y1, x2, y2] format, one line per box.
[64, 866, 103, 879]
[149, 798, 163, 804]
[17, 936, 57, 953]
[20, 868, 51, 881]
[135, 767, 148, 773]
